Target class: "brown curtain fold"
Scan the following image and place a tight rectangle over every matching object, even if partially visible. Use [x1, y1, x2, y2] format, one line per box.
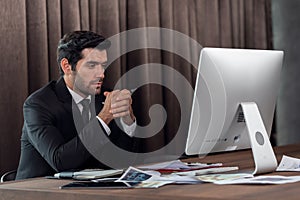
[0, 0, 28, 175]
[0, 0, 273, 175]
[46, 0, 62, 79]
[26, 0, 49, 93]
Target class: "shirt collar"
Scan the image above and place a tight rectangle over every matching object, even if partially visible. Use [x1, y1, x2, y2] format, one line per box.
[67, 87, 91, 104]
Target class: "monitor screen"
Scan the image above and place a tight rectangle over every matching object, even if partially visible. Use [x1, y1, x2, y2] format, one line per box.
[185, 48, 284, 156]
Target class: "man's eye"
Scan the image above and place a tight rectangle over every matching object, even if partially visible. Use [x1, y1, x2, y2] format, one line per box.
[88, 64, 96, 68]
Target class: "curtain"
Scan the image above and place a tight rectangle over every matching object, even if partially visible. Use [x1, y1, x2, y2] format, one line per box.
[0, 0, 272, 175]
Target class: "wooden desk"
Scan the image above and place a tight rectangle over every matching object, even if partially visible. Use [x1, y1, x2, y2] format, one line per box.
[1, 144, 300, 200]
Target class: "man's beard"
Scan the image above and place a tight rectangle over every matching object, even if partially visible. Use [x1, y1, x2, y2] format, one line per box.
[72, 71, 103, 96]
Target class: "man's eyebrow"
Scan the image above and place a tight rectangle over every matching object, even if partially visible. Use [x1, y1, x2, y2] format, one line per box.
[86, 61, 100, 65]
[86, 61, 107, 65]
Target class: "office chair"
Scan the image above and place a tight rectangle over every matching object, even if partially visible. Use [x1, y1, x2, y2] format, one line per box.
[0, 170, 17, 182]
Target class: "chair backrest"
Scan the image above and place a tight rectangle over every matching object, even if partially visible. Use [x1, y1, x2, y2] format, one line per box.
[0, 170, 17, 182]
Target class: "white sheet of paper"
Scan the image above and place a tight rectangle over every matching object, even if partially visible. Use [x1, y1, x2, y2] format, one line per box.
[174, 166, 239, 176]
[137, 160, 222, 170]
[196, 173, 253, 183]
[137, 160, 189, 170]
[215, 175, 300, 185]
[277, 155, 300, 171]
[151, 174, 202, 184]
[133, 180, 174, 188]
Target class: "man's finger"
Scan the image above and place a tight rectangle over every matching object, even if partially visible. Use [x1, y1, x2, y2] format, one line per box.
[112, 111, 130, 118]
[103, 91, 111, 97]
[110, 104, 130, 114]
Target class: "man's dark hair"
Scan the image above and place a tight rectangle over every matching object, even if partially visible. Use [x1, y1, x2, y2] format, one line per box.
[57, 30, 111, 75]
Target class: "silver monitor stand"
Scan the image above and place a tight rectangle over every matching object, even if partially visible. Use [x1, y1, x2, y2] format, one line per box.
[241, 102, 278, 175]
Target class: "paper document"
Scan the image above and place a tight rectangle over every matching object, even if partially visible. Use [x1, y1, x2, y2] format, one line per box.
[196, 173, 253, 183]
[152, 174, 202, 184]
[213, 175, 300, 185]
[174, 166, 239, 176]
[277, 155, 300, 171]
[116, 166, 202, 188]
[137, 160, 222, 172]
[117, 166, 154, 182]
[116, 166, 172, 188]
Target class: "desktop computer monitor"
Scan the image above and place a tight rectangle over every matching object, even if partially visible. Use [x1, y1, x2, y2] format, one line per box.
[185, 48, 283, 164]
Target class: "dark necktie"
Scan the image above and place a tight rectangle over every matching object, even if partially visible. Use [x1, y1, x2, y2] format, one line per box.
[80, 99, 90, 125]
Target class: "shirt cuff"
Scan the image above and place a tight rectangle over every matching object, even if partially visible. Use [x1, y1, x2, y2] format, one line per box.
[120, 118, 137, 137]
[96, 116, 111, 135]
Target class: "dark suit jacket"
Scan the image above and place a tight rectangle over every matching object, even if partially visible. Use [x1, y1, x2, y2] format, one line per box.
[16, 77, 136, 180]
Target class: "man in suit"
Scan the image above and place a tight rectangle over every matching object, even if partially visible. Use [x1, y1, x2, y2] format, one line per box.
[16, 31, 137, 180]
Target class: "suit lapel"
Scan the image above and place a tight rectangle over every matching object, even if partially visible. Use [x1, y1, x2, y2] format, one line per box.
[55, 77, 87, 130]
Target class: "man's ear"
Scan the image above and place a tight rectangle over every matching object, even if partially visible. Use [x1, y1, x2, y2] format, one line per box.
[60, 58, 72, 75]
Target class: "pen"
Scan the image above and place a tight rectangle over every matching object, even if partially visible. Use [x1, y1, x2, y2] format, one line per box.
[54, 172, 74, 179]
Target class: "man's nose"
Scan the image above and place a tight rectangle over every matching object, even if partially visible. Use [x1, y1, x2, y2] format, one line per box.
[96, 65, 105, 77]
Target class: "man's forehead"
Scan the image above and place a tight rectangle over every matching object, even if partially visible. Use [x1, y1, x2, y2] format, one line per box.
[82, 48, 107, 59]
